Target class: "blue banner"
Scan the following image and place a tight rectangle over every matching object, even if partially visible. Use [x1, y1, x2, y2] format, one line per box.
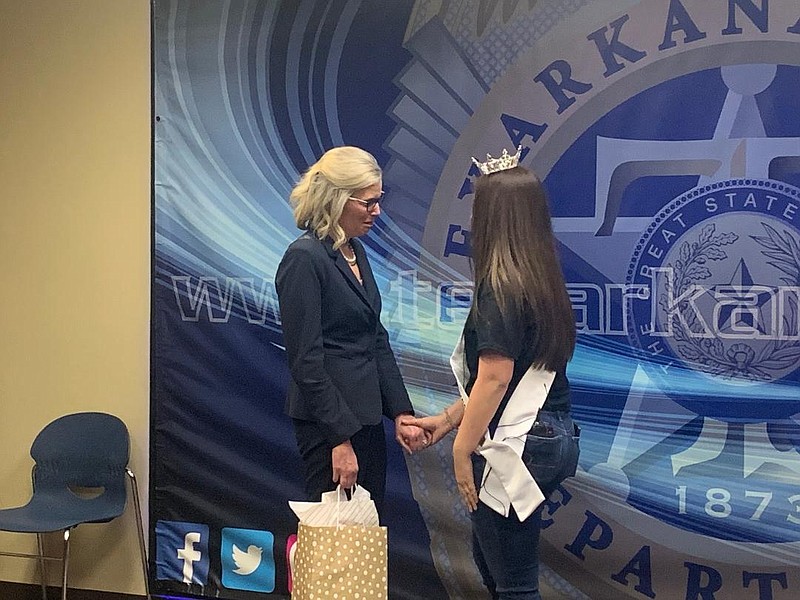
[152, 1, 800, 598]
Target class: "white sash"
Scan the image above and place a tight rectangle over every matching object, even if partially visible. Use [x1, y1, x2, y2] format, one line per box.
[450, 335, 555, 521]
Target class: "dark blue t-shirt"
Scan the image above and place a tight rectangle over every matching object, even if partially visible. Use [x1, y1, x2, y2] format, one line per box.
[463, 284, 570, 433]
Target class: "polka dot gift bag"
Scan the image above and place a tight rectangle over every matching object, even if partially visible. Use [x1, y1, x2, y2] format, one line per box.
[289, 486, 387, 599]
[292, 523, 387, 599]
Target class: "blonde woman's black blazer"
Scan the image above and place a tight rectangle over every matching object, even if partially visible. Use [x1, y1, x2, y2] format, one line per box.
[275, 234, 412, 446]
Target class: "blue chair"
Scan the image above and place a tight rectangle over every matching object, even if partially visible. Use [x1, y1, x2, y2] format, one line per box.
[0, 412, 150, 600]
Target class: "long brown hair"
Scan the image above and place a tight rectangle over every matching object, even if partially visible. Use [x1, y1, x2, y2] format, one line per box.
[470, 166, 575, 370]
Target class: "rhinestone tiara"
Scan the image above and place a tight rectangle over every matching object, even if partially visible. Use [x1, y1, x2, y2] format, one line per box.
[471, 145, 522, 175]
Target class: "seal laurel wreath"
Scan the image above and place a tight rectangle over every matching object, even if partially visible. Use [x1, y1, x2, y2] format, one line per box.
[659, 223, 800, 381]
[659, 224, 741, 378]
[750, 223, 800, 374]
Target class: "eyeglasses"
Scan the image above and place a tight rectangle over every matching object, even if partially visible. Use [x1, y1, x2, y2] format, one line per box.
[348, 191, 384, 211]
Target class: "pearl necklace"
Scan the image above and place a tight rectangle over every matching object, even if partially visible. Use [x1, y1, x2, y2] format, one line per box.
[342, 243, 357, 265]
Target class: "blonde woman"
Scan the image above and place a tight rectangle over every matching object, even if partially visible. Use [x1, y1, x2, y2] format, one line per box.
[276, 146, 426, 515]
[405, 157, 579, 599]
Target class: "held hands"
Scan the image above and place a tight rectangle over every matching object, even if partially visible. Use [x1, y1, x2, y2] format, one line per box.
[398, 401, 461, 451]
[399, 413, 449, 449]
[394, 414, 431, 453]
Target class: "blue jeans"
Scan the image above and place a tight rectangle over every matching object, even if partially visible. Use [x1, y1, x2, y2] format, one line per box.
[471, 411, 579, 600]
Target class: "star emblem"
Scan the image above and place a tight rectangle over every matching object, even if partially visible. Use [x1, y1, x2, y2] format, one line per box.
[712, 258, 773, 335]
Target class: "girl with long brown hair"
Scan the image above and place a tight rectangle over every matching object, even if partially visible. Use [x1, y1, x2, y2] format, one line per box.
[404, 156, 579, 600]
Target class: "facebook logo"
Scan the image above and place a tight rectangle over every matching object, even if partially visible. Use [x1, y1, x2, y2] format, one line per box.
[155, 520, 209, 586]
[221, 527, 275, 592]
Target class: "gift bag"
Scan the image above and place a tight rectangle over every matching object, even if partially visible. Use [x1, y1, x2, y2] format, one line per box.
[289, 486, 387, 599]
[291, 522, 387, 600]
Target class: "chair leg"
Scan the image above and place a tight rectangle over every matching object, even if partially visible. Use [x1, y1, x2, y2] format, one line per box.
[36, 532, 48, 600]
[126, 468, 152, 600]
[61, 529, 70, 600]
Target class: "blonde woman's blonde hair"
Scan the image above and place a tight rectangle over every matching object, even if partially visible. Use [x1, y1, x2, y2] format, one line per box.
[290, 146, 381, 249]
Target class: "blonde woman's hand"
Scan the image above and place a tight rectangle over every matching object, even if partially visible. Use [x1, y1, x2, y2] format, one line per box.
[331, 440, 358, 489]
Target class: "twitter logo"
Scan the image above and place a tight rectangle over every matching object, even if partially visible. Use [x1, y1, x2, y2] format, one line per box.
[221, 528, 275, 592]
[232, 543, 262, 575]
